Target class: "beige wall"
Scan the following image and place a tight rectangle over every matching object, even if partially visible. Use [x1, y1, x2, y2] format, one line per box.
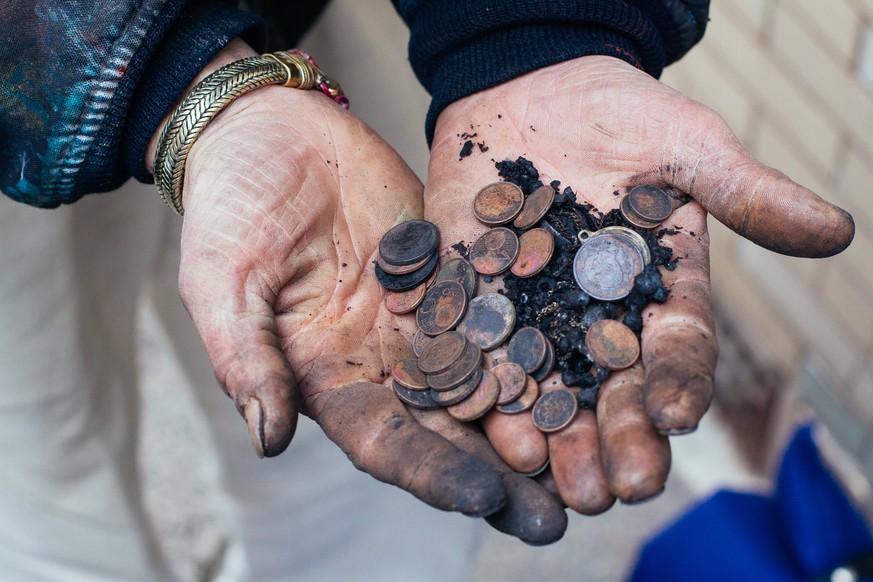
[661, 0, 873, 476]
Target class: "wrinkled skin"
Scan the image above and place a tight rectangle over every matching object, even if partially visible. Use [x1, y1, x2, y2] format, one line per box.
[425, 56, 853, 511]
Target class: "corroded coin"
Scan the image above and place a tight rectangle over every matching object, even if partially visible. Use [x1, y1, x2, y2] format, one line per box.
[434, 257, 478, 298]
[532, 389, 578, 433]
[620, 194, 662, 229]
[379, 220, 440, 266]
[376, 253, 431, 275]
[393, 380, 441, 410]
[430, 367, 483, 407]
[392, 358, 430, 391]
[507, 326, 548, 374]
[375, 252, 439, 292]
[492, 362, 528, 405]
[513, 184, 555, 229]
[627, 185, 673, 223]
[447, 370, 500, 422]
[412, 329, 434, 357]
[585, 319, 640, 370]
[426, 341, 483, 391]
[473, 182, 524, 225]
[416, 280, 468, 336]
[384, 282, 426, 314]
[510, 227, 554, 278]
[417, 331, 467, 374]
[530, 337, 556, 382]
[495, 374, 539, 414]
[456, 293, 516, 351]
[599, 226, 651, 265]
[573, 230, 646, 301]
[469, 228, 519, 276]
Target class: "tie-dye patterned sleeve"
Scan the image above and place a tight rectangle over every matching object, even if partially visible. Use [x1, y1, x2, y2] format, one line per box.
[0, 1, 264, 207]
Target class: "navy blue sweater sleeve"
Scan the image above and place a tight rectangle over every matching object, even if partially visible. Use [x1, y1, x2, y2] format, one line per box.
[0, 0, 263, 207]
[393, 0, 710, 144]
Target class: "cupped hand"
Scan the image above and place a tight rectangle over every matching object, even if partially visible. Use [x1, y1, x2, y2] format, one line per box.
[426, 56, 854, 511]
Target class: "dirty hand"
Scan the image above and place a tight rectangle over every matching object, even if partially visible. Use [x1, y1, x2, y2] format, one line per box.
[426, 55, 854, 512]
[148, 40, 570, 544]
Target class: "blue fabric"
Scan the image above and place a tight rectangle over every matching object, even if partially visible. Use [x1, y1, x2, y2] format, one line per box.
[629, 424, 873, 582]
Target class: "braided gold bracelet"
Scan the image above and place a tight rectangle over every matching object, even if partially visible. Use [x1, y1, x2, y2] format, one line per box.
[153, 50, 347, 216]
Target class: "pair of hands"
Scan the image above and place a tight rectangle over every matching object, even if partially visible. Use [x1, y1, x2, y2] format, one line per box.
[155, 40, 854, 544]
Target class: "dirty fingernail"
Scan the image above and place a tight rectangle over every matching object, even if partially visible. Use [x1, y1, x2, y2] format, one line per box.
[244, 397, 265, 458]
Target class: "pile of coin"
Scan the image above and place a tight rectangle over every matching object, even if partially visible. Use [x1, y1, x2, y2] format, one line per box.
[377, 178, 677, 437]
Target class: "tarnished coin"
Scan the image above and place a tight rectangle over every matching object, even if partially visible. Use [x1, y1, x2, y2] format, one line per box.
[599, 226, 651, 265]
[627, 185, 673, 223]
[507, 326, 548, 374]
[495, 374, 539, 414]
[521, 460, 550, 478]
[510, 227, 554, 278]
[392, 358, 430, 391]
[456, 293, 516, 351]
[469, 228, 520, 276]
[434, 257, 478, 298]
[426, 341, 483, 391]
[492, 362, 528, 405]
[379, 220, 440, 266]
[431, 367, 483, 407]
[530, 337, 556, 382]
[620, 194, 662, 229]
[384, 282, 426, 314]
[416, 280, 468, 336]
[376, 253, 431, 275]
[375, 252, 439, 292]
[473, 182, 524, 225]
[532, 389, 578, 433]
[513, 184, 555, 229]
[585, 319, 640, 370]
[412, 329, 434, 357]
[573, 231, 646, 301]
[417, 331, 467, 374]
[447, 370, 500, 422]
[393, 380, 441, 410]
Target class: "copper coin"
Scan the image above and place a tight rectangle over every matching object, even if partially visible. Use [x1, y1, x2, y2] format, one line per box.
[426, 341, 483, 391]
[384, 282, 427, 314]
[532, 389, 579, 433]
[447, 370, 500, 422]
[412, 329, 434, 357]
[513, 184, 555, 229]
[620, 194, 662, 229]
[469, 228, 519, 276]
[376, 253, 432, 275]
[495, 374, 539, 414]
[507, 326, 548, 374]
[392, 358, 430, 390]
[434, 257, 478, 298]
[379, 220, 440, 266]
[417, 331, 467, 374]
[492, 362, 528, 405]
[573, 231, 646, 301]
[416, 280, 468, 336]
[585, 319, 640, 370]
[482, 353, 498, 371]
[473, 182, 524, 225]
[530, 337, 556, 382]
[430, 367, 483, 407]
[456, 293, 516, 351]
[393, 380, 441, 410]
[627, 185, 673, 223]
[510, 227, 554, 278]
[375, 251, 439, 292]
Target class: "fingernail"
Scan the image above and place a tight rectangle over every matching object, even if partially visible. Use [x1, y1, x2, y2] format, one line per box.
[244, 397, 265, 458]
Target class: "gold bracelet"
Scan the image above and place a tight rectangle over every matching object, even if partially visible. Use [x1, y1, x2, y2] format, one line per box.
[153, 50, 347, 216]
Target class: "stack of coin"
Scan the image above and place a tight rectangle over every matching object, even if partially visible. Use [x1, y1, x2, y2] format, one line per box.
[377, 220, 441, 314]
[619, 185, 674, 229]
[573, 226, 652, 301]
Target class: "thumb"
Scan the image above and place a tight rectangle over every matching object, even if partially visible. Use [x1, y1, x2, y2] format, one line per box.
[178, 262, 298, 458]
[663, 106, 854, 258]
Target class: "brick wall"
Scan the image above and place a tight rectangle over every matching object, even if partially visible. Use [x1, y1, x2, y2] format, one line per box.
[660, 0, 873, 478]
